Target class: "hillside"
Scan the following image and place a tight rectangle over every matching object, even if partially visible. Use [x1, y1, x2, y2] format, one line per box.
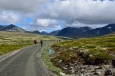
[1, 24, 115, 38]
[56, 26, 92, 38]
[0, 31, 60, 56]
[56, 24, 115, 38]
[51, 33, 115, 74]
[0, 24, 26, 32]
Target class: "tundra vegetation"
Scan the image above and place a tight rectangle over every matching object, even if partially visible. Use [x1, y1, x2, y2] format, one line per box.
[51, 33, 115, 74]
[0, 31, 59, 56]
[42, 45, 62, 76]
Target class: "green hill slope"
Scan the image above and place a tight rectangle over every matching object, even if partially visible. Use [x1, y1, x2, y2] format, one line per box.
[51, 33, 115, 74]
[0, 31, 59, 56]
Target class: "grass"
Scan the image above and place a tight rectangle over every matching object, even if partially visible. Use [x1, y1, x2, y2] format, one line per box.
[0, 44, 31, 55]
[0, 31, 60, 56]
[42, 44, 62, 76]
[52, 33, 115, 52]
[50, 33, 115, 74]
[0, 31, 63, 75]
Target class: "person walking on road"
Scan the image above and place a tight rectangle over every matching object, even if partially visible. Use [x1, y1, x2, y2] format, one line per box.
[34, 40, 37, 45]
[40, 39, 43, 46]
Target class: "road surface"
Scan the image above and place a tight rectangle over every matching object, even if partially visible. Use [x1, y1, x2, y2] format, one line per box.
[0, 42, 56, 76]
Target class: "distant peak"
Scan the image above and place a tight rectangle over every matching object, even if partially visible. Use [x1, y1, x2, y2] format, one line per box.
[9, 24, 16, 27]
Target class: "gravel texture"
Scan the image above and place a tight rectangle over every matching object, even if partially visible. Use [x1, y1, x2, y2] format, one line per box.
[0, 42, 56, 76]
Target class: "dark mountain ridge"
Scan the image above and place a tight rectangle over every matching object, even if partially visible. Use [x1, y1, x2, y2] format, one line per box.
[0, 24, 115, 38]
[56, 24, 115, 38]
[86, 24, 115, 36]
[31, 30, 41, 34]
[56, 26, 93, 38]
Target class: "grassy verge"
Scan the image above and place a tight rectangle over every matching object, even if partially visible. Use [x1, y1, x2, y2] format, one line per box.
[42, 44, 62, 76]
[0, 43, 33, 56]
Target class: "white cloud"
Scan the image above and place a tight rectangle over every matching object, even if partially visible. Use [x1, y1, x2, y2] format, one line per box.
[0, 11, 24, 24]
[37, 19, 51, 27]
[0, 0, 115, 32]
[29, 19, 61, 31]
[54, 25, 61, 30]
[67, 21, 107, 28]
[35, 19, 58, 27]
[0, 0, 48, 13]
[37, 0, 115, 27]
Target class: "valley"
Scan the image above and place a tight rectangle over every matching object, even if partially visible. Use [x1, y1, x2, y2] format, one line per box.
[1, 26, 115, 76]
[0, 0, 115, 76]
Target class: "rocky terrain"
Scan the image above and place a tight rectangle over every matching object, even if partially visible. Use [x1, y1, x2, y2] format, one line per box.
[50, 33, 115, 76]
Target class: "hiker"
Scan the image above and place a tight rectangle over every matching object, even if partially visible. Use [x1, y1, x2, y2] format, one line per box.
[57, 40, 58, 42]
[112, 59, 115, 68]
[34, 40, 37, 45]
[40, 39, 43, 46]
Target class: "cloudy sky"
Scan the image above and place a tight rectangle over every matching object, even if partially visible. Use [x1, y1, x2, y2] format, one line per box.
[0, 0, 115, 32]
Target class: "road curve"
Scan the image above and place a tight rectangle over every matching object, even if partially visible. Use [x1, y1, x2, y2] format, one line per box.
[0, 42, 56, 76]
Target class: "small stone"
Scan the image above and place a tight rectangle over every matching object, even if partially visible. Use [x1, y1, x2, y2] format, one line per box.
[94, 72, 99, 75]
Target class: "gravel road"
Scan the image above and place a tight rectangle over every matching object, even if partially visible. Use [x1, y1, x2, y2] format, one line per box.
[0, 42, 56, 76]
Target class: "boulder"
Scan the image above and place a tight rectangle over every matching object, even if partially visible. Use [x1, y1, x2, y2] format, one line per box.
[104, 70, 112, 76]
[112, 59, 115, 68]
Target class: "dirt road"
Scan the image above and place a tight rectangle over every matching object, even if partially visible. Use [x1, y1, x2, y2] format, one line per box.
[0, 42, 56, 76]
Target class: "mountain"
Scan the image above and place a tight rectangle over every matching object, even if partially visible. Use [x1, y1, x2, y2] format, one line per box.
[56, 24, 115, 38]
[31, 30, 61, 35]
[86, 24, 115, 36]
[40, 31, 48, 35]
[49, 30, 60, 36]
[31, 30, 41, 34]
[1, 24, 115, 38]
[0, 24, 43, 34]
[56, 26, 92, 38]
[0, 24, 26, 32]
[0, 25, 4, 30]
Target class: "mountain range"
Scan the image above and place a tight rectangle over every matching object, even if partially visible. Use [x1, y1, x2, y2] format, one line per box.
[56, 24, 115, 38]
[0, 24, 115, 38]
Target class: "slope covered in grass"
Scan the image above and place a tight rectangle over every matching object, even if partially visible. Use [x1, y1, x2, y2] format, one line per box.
[0, 31, 59, 56]
[51, 33, 115, 74]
